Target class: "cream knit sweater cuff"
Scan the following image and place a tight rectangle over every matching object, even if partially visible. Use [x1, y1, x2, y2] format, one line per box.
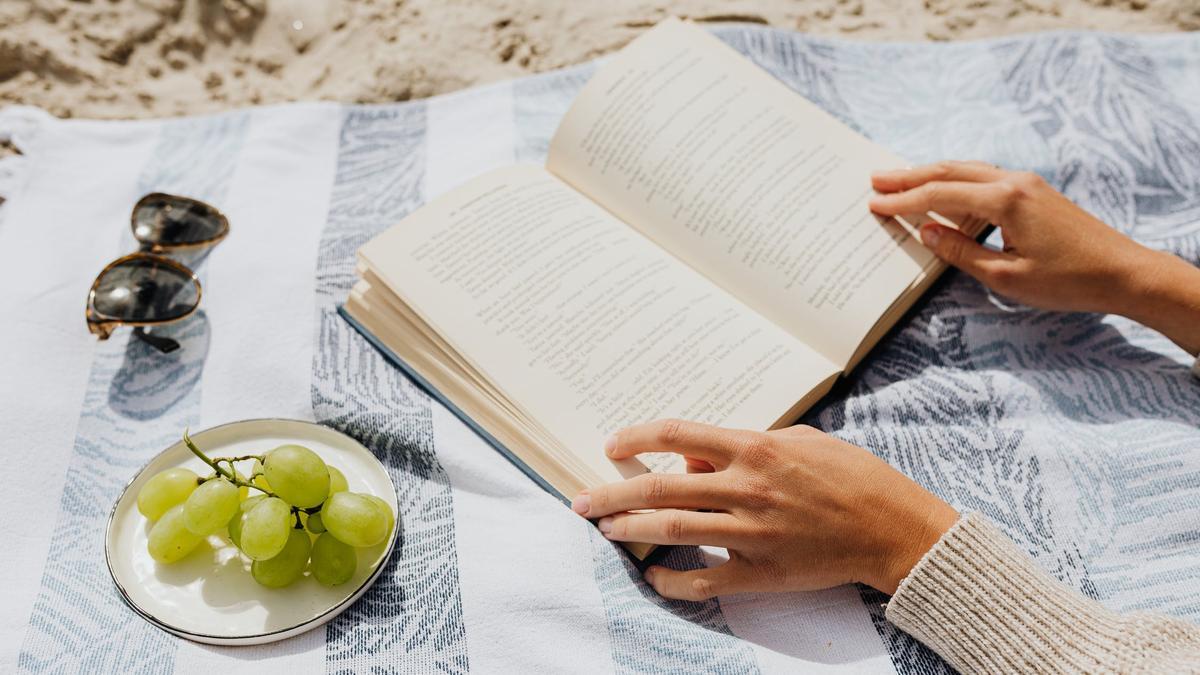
[884, 512, 1200, 674]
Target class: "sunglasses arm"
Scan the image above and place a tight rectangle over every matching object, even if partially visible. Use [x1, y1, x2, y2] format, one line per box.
[134, 327, 180, 354]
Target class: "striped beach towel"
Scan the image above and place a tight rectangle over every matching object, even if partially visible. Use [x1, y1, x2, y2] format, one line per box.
[2, 24, 1199, 674]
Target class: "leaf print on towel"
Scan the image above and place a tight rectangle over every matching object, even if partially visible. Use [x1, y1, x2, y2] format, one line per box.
[993, 35, 1200, 243]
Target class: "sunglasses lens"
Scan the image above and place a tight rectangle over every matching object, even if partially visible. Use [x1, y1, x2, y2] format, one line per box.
[132, 194, 226, 247]
[92, 257, 199, 323]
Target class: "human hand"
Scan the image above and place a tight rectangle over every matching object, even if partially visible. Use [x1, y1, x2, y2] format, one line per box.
[868, 161, 1200, 355]
[570, 420, 958, 601]
[869, 161, 1161, 316]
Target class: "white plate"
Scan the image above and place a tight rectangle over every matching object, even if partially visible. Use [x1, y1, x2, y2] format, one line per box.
[105, 418, 399, 645]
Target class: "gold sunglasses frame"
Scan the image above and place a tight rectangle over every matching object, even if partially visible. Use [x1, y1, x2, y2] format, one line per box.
[85, 193, 229, 341]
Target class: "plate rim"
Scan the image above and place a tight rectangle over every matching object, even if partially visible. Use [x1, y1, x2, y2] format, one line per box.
[104, 417, 400, 644]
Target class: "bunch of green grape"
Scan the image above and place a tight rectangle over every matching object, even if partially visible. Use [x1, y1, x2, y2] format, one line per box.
[136, 431, 395, 589]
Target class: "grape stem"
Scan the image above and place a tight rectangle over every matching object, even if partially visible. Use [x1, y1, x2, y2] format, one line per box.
[182, 429, 278, 498]
[183, 428, 235, 481]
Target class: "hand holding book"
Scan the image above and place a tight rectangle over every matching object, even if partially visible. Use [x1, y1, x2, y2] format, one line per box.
[871, 161, 1200, 357]
[570, 419, 959, 599]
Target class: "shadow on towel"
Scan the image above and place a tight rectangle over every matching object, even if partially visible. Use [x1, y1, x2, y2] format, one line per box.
[107, 310, 210, 420]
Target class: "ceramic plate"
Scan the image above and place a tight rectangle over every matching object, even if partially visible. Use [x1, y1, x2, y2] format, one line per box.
[105, 418, 399, 645]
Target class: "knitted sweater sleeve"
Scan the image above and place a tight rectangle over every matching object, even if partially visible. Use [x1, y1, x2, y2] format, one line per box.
[884, 512, 1200, 674]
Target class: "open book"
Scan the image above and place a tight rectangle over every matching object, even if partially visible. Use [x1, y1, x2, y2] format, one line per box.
[342, 18, 984, 559]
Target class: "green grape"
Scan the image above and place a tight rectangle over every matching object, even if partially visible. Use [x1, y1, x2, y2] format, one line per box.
[321, 492, 387, 547]
[183, 478, 240, 536]
[227, 494, 266, 548]
[327, 465, 348, 494]
[361, 494, 396, 541]
[137, 467, 199, 521]
[251, 528, 311, 588]
[202, 468, 248, 498]
[239, 497, 292, 560]
[251, 459, 271, 492]
[263, 445, 330, 508]
[147, 504, 202, 563]
[306, 511, 326, 534]
[310, 533, 357, 586]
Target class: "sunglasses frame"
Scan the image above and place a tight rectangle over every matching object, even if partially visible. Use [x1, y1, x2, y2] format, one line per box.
[132, 192, 230, 253]
[85, 193, 229, 347]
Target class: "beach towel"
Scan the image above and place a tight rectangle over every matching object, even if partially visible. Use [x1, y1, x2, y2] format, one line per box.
[2, 24, 1199, 674]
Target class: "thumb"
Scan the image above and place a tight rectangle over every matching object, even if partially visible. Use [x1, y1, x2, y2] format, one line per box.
[920, 223, 1011, 280]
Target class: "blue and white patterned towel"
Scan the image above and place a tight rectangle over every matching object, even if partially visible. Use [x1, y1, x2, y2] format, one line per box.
[2, 23, 1198, 675]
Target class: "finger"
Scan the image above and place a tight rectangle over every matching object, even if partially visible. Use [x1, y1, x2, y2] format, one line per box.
[606, 419, 758, 467]
[644, 560, 752, 601]
[871, 160, 1005, 193]
[920, 223, 1016, 284]
[869, 181, 1012, 222]
[685, 456, 715, 473]
[598, 509, 746, 546]
[572, 471, 732, 518]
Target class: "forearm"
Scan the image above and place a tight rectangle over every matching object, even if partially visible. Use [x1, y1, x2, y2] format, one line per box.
[1115, 247, 1200, 357]
[885, 513, 1200, 674]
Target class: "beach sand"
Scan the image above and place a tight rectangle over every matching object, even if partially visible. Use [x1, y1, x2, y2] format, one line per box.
[1, 0, 1197, 120]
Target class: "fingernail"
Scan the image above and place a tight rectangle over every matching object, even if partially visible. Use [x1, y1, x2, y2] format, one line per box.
[604, 434, 617, 457]
[644, 566, 658, 584]
[571, 493, 590, 515]
[598, 516, 613, 534]
[921, 224, 941, 247]
[868, 195, 887, 210]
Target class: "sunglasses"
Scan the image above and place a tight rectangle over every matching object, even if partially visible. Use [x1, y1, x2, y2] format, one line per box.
[86, 193, 229, 354]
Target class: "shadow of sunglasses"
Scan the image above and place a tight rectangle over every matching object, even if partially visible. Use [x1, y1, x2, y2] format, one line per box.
[86, 193, 229, 353]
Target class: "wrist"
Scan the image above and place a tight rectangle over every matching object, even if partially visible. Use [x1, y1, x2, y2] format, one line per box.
[860, 486, 959, 595]
[1104, 242, 1164, 317]
[1116, 248, 1200, 356]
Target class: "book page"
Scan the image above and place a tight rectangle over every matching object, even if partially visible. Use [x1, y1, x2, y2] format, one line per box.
[547, 18, 936, 367]
[359, 165, 839, 484]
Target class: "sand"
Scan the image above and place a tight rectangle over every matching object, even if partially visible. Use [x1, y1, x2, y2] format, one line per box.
[1, 0, 1197, 120]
